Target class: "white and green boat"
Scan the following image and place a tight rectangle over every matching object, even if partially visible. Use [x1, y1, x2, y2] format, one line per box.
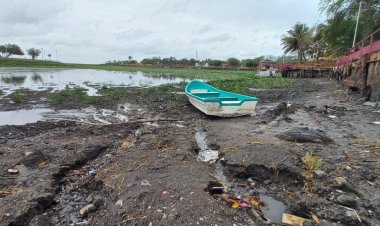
[185, 81, 258, 117]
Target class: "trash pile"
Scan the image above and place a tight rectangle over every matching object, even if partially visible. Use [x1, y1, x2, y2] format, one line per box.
[207, 180, 318, 225]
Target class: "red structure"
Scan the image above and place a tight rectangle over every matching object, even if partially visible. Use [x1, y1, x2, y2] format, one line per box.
[336, 28, 380, 66]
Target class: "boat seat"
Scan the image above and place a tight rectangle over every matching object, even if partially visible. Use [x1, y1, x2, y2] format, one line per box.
[221, 101, 241, 105]
[191, 91, 219, 95]
[190, 89, 209, 94]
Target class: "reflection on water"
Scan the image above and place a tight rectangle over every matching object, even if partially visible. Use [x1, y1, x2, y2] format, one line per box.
[31, 73, 43, 83]
[0, 67, 190, 96]
[1, 75, 27, 85]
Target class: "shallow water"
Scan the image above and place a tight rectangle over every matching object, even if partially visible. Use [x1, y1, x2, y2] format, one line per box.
[0, 67, 189, 96]
[0, 108, 52, 125]
[194, 130, 219, 162]
[260, 194, 287, 223]
[0, 105, 132, 126]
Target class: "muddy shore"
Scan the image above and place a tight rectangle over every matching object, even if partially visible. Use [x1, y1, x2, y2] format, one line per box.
[0, 78, 379, 226]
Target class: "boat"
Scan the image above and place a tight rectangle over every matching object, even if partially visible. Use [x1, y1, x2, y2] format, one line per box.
[185, 81, 258, 117]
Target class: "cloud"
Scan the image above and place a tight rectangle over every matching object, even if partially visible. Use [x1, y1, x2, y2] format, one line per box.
[0, 0, 324, 63]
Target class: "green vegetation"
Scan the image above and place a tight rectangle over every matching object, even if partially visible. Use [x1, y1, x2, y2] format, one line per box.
[0, 58, 259, 80]
[0, 44, 24, 58]
[320, 0, 379, 56]
[50, 87, 99, 105]
[209, 76, 294, 95]
[282, 1, 380, 58]
[281, 23, 312, 62]
[227, 58, 240, 67]
[102, 87, 128, 101]
[26, 48, 41, 60]
[11, 89, 26, 104]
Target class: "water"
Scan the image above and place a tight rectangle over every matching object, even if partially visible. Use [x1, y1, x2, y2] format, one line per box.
[260, 194, 287, 223]
[194, 130, 219, 163]
[0, 108, 52, 125]
[193, 130, 286, 224]
[0, 67, 189, 96]
[0, 106, 132, 126]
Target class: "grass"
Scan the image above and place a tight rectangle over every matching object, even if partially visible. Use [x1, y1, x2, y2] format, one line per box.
[0, 58, 287, 81]
[2, 58, 296, 109]
[11, 89, 26, 103]
[0, 186, 24, 197]
[209, 76, 293, 95]
[50, 87, 99, 105]
[302, 152, 322, 193]
[101, 87, 128, 101]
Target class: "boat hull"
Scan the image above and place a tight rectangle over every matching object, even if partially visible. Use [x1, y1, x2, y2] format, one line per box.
[187, 94, 257, 117]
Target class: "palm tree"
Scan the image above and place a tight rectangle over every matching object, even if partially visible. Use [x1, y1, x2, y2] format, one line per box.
[281, 23, 312, 63]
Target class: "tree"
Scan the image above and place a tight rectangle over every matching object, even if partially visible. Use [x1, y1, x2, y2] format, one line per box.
[27, 48, 41, 60]
[47, 53, 52, 60]
[227, 58, 240, 67]
[307, 24, 328, 60]
[242, 56, 264, 67]
[0, 44, 24, 58]
[281, 23, 312, 62]
[205, 59, 224, 67]
[189, 58, 197, 66]
[320, 0, 380, 55]
[178, 58, 190, 66]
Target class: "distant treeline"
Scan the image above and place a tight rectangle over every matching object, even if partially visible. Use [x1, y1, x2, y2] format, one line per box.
[106, 55, 297, 67]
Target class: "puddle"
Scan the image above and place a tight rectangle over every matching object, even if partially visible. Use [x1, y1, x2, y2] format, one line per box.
[0, 67, 190, 96]
[0, 105, 132, 126]
[194, 130, 219, 163]
[195, 129, 287, 224]
[0, 108, 52, 125]
[259, 194, 287, 223]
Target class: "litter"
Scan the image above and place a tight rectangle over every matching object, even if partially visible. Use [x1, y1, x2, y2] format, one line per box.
[328, 115, 337, 118]
[115, 199, 123, 207]
[222, 194, 252, 209]
[7, 169, 18, 174]
[339, 205, 362, 222]
[311, 213, 320, 224]
[282, 213, 307, 226]
[197, 150, 219, 163]
[370, 121, 380, 125]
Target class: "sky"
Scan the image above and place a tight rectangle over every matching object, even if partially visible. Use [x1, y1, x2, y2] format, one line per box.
[0, 0, 325, 64]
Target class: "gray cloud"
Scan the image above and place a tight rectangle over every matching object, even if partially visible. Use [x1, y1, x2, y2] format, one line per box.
[0, 0, 325, 63]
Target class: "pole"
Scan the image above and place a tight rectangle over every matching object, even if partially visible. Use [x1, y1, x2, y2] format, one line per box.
[352, 0, 362, 47]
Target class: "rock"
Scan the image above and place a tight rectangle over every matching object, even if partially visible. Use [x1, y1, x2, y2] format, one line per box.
[115, 199, 123, 207]
[314, 170, 326, 178]
[336, 194, 358, 207]
[93, 195, 104, 207]
[276, 127, 333, 143]
[62, 205, 74, 214]
[79, 204, 96, 216]
[29, 215, 50, 226]
[141, 180, 152, 186]
[263, 179, 272, 185]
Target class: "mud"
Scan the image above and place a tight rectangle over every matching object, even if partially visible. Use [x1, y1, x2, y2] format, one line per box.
[0, 78, 380, 226]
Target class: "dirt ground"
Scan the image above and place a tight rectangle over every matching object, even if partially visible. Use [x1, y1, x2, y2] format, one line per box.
[0, 78, 379, 226]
